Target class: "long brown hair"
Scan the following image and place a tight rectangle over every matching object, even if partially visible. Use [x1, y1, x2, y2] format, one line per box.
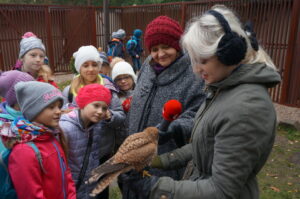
[58, 127, 69, 159]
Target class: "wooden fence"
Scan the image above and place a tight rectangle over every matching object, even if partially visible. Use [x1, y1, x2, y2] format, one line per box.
[0, 0, 299, 107]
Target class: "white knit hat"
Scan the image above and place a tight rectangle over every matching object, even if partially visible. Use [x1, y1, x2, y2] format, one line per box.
[73, 45, 103, 73]
[112, 61, 137, 83]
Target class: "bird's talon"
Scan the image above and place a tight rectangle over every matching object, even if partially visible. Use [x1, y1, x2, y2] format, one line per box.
[142, 170, 152, 177]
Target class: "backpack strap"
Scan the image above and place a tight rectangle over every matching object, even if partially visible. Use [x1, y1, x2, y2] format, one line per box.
[0, 150, 9, 172]
[52, 141, 67, 199]
[26, 142, 46, 173]
[76, 130, 94, 190]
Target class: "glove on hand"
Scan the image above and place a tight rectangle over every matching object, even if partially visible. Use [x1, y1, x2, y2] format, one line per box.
[158, 130, 172, 145]
[121, 170, 159, 198]
[158, 123, 186, 147]
[151, 155, 163, 169]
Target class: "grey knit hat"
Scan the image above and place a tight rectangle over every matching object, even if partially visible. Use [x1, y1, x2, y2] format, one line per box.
[14, 81, 64, 121]
[112, 29, 126, 39]
[19, 37, 46, 58]
[99, 52, 109, 65]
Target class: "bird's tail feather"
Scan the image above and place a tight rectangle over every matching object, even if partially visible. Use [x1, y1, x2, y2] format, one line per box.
[86, 159, 128, 184]
[89, 166, 133, 197]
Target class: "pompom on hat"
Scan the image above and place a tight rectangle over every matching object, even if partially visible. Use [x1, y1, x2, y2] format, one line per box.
[76, 84, 112, 109]
[14, 81, 64, 121]
[73, 45, 103, 73]
[144, 16, 183, 51]
[0, 71, 34, 106]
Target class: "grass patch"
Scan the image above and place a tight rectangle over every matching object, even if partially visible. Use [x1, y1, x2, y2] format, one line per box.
[258, 125, 300, 199]
[109, 185, 121, 199]
[278, 124, 300, 141]
[57, 80, 71, 91]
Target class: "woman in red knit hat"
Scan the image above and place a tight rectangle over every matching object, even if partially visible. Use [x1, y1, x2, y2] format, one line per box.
[120, 16, 206, 199]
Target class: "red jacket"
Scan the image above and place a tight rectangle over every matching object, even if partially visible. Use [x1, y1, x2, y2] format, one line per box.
[9, 134, 76, 199]
[37, 76, 59, 88]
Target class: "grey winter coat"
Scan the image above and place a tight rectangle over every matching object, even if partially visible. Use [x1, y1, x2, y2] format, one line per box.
[150, 63, 281, 199]
[128, 54, 205, 154]
[59, 108, 125, 199]
[122, 54, 205, 198]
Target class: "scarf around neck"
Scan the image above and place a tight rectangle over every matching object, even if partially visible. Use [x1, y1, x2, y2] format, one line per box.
[1, 117, 59, 146]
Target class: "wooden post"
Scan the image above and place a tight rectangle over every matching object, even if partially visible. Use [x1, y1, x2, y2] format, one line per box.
[180, 2, 187, 30]
[103, 0, 110, 52]
[45, 6, 55, 72]
[280, 0, 300, 104]
[90, 7, 97, 47]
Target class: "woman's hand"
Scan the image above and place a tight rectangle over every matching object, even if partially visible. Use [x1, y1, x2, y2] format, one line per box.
[105, 109, 112, 121]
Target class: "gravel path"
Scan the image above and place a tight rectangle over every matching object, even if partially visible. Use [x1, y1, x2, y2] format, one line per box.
[274, 103, 300, 130]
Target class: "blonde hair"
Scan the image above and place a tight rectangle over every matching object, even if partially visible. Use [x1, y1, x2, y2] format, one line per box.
[38, 64, 54, 82]
[182, 5, 276, 69]
[110, 57, 125, 69]
[70, 75, 100, 94]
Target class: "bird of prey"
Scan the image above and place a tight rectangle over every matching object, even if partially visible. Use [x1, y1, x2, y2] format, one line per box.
[86, 126, 159, 197]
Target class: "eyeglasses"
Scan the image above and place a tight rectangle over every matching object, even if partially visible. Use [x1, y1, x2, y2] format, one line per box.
[115, 75, 131, 82]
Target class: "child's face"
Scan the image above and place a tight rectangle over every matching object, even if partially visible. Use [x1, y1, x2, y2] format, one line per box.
[33, 100, 62, 128]
[115, 75, 134, 91]
[81, 101, 108, 124]
[100, 64, 111, 76]
[80, 61, 100, 83]
[21, 49, 45, 74]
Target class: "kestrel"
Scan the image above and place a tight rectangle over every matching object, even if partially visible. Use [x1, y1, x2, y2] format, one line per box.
[86, 126, 159, 197]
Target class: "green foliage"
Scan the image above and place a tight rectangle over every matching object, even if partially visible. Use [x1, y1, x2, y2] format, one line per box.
[57, 80, 71, 91]
[278, 124, 300, 141]
[109, 185, 121, 199]
[69, 56, 78, 75]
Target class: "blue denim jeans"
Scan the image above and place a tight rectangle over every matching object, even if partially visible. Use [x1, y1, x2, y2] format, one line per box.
[131, 56, 141, 73]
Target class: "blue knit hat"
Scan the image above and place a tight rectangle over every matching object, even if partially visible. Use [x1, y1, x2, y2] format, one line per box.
[133, 29, 143, 38]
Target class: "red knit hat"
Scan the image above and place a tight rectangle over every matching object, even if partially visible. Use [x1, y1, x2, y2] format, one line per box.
[76, 84, 112, 109]
[144, 16, 183, 51]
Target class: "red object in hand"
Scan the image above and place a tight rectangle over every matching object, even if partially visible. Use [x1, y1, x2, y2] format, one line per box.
[162, 100, 182, 121]
[122, 96, 132, 113]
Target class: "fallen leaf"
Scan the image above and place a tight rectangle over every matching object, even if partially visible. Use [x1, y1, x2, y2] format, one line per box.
[270, 186, 280, 192]
[268, 173, 278, 177]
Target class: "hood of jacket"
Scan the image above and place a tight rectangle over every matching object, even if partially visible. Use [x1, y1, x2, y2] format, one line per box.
[209, 63, 281, 90]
